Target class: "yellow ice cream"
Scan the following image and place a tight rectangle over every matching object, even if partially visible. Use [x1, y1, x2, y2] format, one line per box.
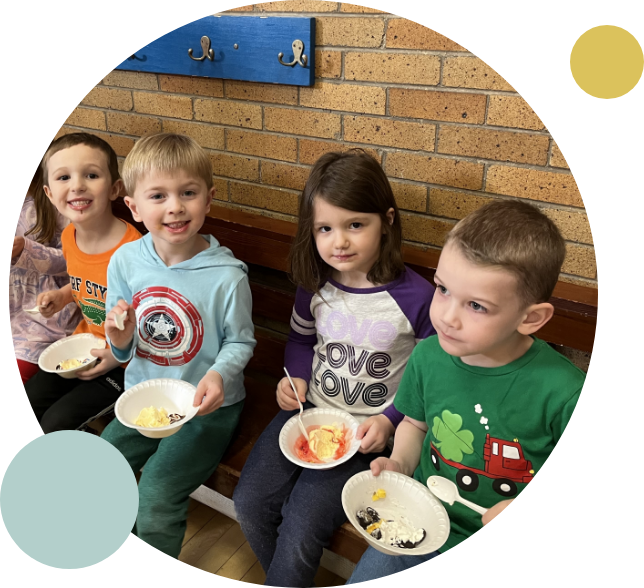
[135, 406, 170, 428]
[308, 425, 343, 460]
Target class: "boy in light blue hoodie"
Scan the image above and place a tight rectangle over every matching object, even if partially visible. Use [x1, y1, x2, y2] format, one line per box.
[101, 133, 255, 558]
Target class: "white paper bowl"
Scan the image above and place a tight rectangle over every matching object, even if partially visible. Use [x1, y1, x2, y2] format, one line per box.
[38, 333, 106, 379]
[279, 407, 361, 470]
[115, 378, 199, 439]
[342, 470, 450, 556]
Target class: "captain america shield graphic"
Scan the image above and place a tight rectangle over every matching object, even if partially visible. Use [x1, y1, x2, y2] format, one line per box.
[132, 286, 204, 366]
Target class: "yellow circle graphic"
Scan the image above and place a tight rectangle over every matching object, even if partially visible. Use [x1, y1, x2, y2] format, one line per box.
[570, 25, 643, 99]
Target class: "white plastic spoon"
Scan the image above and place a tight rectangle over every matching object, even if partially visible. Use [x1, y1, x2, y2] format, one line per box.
[284, 367, 308, 439]
[427, 475, 488, 515]
[114, 310, 126, 330]
[24, 304, 44, 315]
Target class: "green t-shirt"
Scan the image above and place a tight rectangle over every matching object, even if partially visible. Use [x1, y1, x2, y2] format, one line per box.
[394, 335, 585, 552]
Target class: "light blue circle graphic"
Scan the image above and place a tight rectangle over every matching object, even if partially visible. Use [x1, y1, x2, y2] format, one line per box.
[1, 430, 138, 568]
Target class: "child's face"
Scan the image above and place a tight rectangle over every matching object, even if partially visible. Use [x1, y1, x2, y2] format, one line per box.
[125, 168, 213, 251]
[430, 243, 531, 363]
[44, 144, 119, 225]
[313, 197, 393, 280]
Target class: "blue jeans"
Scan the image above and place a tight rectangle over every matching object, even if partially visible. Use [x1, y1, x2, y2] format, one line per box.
[346, 546, 441, 583]
[233, 403, 391, 587]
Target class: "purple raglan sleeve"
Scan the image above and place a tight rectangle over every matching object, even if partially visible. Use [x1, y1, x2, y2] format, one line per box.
[284, 286, 317, 384]
[382, 267, 436, 427]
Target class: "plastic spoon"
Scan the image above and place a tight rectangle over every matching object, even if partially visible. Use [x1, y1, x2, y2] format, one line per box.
[284, 367, 308, 439]
[114, 311, 126, 331]
[24, 304, 44, 315]
[427, 475, 488, 515]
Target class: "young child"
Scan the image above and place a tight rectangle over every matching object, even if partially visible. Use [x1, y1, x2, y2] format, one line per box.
[346, 199, 586, 583]
[12, 165, 81, 384]
[25, 133, 141, 433]
[233, 149, 435, 587]
[101, 133, 255, 559]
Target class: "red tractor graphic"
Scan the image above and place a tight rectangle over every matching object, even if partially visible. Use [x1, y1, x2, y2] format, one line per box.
[430, 434, 535, 497]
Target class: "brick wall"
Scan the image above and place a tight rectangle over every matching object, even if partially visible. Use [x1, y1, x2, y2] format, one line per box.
[56, 1, 596, 289]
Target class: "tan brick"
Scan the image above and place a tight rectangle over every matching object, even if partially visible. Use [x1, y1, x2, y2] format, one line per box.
[299, 139, 381, 165]
[401, 213, 456, 246]
[443, 57, 514, 91]
[92, 132, 135, 157]
[316, 17, 384, 48]
[386, 19, 466, 51]
[344, 116, 435, 151]
[257, 1, 337, 11]
[542, 207, 593, 244]
[340, 3, 387, 12]
[54, 126, 78, 140]
[438, 126, 549, 165]
[221, 5, 254, 11]
[102, 70, 158, 90]
[429, 189, 493, 219]
[265, 107, 341, 139]
[386, 152, 484, 190]
[230, 182, 299, 215]
[487, 96, 544, 130]
[391, 181, 427, 212]
[65, 107, 106, 130]
[345, 52, 440, 85]
[133, 92, 192, 120]
[227, 129, 297, 162]
[389, 88, 486, 124]
[550, 141, 569, 169]
[161, 120, 225, 150]
[316, 50, 342, 79]
[210, 153, 259, 181]
[300, 82, 385, 115]
[82, 87, 132, 111]
[158, 75, 224, 98]
[194, 99, 262, 129]
[562, 244, 596, 279]
[212, 177, 229, 202]
[262, 161, 310, 190]
[106, 112, 161, 137]
[225, 80, 297, 105]
[486, 166, 583, 207]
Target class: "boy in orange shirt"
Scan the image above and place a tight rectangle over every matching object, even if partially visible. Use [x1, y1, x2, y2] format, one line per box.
[25, 133, 141, 433]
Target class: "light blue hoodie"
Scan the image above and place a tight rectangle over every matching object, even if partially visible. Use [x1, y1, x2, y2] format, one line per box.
[106, 233, 255, 406]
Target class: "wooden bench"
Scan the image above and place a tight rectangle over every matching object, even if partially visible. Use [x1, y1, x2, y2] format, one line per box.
[113, 198, 597, 571]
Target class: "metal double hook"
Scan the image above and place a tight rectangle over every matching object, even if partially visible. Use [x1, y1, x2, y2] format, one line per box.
[278, 40, 307, 67]
[188, 36, 214, 61]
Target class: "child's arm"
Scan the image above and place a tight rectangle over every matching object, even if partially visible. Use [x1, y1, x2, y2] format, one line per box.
[12, 237, 68, 276]
[104, 255, 136, 363]
[370, 416, 427, 477]
[38, 283, 74, 318]
[482, 499, 514, 525]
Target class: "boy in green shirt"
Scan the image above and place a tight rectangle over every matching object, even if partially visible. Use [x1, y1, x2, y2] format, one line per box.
[347, 200, 586, 582]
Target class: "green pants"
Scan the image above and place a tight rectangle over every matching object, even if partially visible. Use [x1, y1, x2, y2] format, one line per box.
[101, 400, 244, 558]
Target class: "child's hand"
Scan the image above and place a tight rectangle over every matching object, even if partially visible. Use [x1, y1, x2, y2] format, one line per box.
[76, 347, 122, 380]
[37, 289, 67, 318]
[193, 370, 225, 416]
[369, 457, 404, 477]
[481, 499, 514, 526]
[356, 415, 395, 454]
[276, 376, 307, 411]
[12, 236, 25, 259]
[105, 300, 136, 349]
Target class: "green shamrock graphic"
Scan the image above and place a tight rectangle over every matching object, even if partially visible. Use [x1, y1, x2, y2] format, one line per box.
[432, 410, 475, 463]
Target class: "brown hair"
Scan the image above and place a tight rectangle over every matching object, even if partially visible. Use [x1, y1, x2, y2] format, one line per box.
[42, 132, 120, 187]
[24, 165, 59, 245]
[444, 199, 566, 306]
[290, 149, 404, 294]
[122, 133, 213, 196]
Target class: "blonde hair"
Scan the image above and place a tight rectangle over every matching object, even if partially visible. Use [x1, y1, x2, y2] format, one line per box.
[444, 199, 566, 306]
[122, 133, 213, 195]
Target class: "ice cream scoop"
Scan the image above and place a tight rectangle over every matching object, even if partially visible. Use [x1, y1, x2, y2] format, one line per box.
[427, 476, 488, 515]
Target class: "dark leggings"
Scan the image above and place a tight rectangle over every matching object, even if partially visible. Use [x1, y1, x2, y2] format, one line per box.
[25, 366, 125, 433]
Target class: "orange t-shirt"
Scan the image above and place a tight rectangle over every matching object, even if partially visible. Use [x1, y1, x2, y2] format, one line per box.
[62, 220, 142, 339]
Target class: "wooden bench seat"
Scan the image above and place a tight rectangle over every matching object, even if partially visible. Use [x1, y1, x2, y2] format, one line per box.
[113, 199, 597, 567]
